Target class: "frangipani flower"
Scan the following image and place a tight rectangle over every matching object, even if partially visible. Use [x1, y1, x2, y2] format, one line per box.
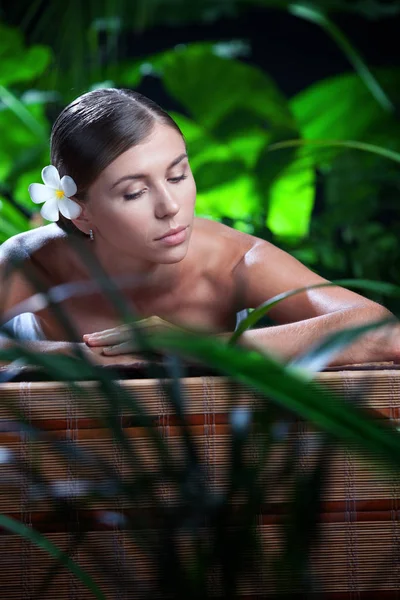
[28, 165, 82, 222]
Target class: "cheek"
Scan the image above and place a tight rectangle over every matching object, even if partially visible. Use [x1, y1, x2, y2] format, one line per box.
[95, 199, 148, 222]
[111, 209, 152, 239]
[92, 202, 151, 239]
[185, 178, 197, 208]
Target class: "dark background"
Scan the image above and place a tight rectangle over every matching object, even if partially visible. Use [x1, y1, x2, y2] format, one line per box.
[128, 6, 400, 105]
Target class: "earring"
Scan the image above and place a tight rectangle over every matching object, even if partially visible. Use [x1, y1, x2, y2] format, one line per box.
[89, 229, 94, 241]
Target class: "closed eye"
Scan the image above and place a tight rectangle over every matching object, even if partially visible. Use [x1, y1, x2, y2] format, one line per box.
[123, 174, 187, 200]
[124, 190, 145, 201]
[168, 174, 188, 183]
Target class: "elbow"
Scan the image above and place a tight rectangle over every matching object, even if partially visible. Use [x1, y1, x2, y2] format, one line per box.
[350, 301, 396, 324]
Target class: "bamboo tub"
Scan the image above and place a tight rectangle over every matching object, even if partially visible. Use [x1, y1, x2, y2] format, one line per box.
[0, 367, 399, 598]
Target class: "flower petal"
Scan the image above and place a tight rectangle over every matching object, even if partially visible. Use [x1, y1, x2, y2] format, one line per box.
[42, 165, 61, 189]
[58, 197, 82, 219]
[40, 198, 60, 222]
[60, 175, 77, 198]
[28, 183, 56, 204]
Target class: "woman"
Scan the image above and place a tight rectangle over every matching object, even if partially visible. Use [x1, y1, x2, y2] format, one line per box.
[0, 88, 397, 366]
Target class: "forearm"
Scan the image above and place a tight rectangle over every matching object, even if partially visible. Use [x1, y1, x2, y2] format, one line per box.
[0, 338, 86, 366]
[0, 337, 147, 367]
[225, 305, 399, 366]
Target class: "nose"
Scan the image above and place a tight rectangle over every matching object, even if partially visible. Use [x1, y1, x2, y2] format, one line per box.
[154, 185, 180, 219]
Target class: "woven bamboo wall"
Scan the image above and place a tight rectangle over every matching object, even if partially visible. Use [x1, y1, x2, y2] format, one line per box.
[0, 369, 399, 598]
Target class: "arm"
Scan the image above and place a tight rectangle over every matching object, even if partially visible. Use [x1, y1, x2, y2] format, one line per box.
[0, 337, 80, 367]
[0, 338, 147, 367]
[0, 238, 135, 366]
[231, 240, 399, 366]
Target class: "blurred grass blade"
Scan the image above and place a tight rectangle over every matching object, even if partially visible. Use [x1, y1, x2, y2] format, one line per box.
[3, 254, 179, 487]
[289, 3, 394, 112]
[230, 278, 400, 344]
[0, 85, 48, 139]
[2, 255, 191, 524]
[268, 138, 400, 163]
[0, 514, 105, 599]
[153, 331, 400, 469]
[0, 337, 187, 519]
[281, 433, 332, 592]
[32, 531, 87, 600]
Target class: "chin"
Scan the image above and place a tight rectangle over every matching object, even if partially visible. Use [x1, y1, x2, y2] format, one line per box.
[158, 246, 188, 264]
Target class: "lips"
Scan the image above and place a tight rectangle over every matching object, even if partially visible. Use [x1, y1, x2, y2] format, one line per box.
[156, 226, 187, 240]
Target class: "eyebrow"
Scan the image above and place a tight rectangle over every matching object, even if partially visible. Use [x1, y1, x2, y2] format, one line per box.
[110, 153, 188, 190]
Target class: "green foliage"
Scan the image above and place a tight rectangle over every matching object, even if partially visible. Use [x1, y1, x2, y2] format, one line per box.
[0, 23, 51, 242]
[1, 19, 400, 294]
[1, 0, 397, 103]
[286, 68, 400, 308]
[288, 4, 395, 112]
[1, 6, 400, 303]
[0, 23, 51, 87]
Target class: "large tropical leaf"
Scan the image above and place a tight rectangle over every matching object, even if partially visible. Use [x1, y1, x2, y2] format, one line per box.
[290, 68, 400, 164]
[157, 43, 296, 134]
[288, 3, 395, 112]
[0, 23, 51, 87]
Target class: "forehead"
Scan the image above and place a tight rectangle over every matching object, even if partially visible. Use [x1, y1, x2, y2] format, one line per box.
[99, 122, 186, 182]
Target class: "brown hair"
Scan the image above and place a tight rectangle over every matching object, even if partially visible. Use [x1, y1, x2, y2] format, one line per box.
[50, 87, 184, 234]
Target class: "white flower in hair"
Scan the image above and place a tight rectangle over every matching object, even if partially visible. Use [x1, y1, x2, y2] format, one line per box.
[28, 165, 82, 222]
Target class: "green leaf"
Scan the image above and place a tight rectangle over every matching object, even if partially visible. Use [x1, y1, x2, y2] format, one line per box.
[155, 42, 297, 134]
[0, 98, 48, 155]
[0, 23, 52, 86]
[106, 59, 143, 88]
[254, 137, 315, 237]
[210, 107, 272, 167]
[195, 174, 259, 221]
[266, 159, 315, 237]
[0, 196, 30, 230]
[289, 4, 394, 112]
[291, 68, 400, 162]
[267, 137, 400, 166]
[194, 158, 247, 192]
[0, 514, 105, 599]
[0, 151, 12, 181]
[170, 112, 263, 221]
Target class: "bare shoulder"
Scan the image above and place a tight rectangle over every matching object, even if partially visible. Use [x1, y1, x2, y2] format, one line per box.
[0, 225, 69, 314]
[193, 218, 322, 305]
[191, 217, 259, 270]
[189, 218, 296, 315]
[0, 224, 66, 266]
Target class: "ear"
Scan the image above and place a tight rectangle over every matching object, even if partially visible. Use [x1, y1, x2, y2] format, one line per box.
[71, 200, 92, 235]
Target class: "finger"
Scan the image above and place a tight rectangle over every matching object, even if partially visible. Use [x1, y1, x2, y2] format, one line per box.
[87, 322, 158, 346]
[102, 341, 136, 355]
[83, 325, 125, 338]
[84, 327, 132, 346]
[82, 320, 156, 343]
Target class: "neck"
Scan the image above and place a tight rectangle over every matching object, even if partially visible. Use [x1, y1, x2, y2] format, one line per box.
[88, 239, 183, 297]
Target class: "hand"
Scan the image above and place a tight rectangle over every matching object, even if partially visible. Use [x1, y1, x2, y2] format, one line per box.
[77, 342, 150, 366]
[83, 316, 184, 356]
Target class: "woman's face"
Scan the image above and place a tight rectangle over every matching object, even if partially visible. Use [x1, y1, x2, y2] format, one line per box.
[79, 122, 196, 268]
